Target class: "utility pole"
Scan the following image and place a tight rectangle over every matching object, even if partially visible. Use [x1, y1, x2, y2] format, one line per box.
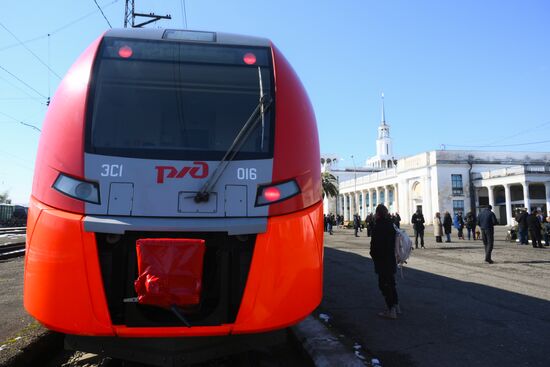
[124, 0, 172, 28]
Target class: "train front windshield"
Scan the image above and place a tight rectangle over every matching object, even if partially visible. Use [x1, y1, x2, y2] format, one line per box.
[86, 38, 274, 160]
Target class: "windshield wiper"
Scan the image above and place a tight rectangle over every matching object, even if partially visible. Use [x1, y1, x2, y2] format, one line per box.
[195, 67, 272, 203]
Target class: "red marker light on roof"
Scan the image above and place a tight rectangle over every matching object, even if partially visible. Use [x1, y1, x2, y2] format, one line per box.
[243, 52, 256, 65]
[118, 46, 133, 58]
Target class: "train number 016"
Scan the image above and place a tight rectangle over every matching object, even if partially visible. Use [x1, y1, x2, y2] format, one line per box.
[237, 168, 257, 180]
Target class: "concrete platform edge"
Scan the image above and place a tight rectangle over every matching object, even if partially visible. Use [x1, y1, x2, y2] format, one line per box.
[291, 316, 365, 367]
[0, 330, 64, 367]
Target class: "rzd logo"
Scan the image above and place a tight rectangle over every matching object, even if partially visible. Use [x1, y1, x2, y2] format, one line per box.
[155, 162, 208, 183]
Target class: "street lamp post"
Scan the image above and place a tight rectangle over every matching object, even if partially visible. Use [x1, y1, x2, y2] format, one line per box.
[351, 155, 357, 215]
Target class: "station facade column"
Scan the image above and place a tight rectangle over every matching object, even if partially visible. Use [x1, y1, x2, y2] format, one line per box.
[343, 194, 349, 221]
[369, 188, 376, 213]
[393, 183, 399, 213]
[488, 185, 495, 209]
[522, 182, 531, 211]
[423, 175, 433, 223]
[353, 191, 361, 214]
[504, 184, 513, 226]
[361, 191, 366, 218]
[545, 182, 550, 216]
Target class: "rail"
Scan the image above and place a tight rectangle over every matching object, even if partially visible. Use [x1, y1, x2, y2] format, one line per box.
[0, 227, 26, 260]
[0, 242, 25, 260]
[0, 226, 26, 235]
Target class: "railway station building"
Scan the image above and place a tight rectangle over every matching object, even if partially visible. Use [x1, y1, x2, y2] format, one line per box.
[322, 107, 550, 225]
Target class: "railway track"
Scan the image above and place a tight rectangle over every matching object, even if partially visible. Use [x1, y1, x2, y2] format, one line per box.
[0, 226, 26, 235]
[0, 227, 26, 260]
[0, 241, 26, 260]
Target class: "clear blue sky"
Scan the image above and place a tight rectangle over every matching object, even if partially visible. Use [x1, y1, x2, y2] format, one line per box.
[1, 0, 549, 204]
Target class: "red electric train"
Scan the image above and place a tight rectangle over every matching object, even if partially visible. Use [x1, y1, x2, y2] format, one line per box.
[24, 28, 322, 364]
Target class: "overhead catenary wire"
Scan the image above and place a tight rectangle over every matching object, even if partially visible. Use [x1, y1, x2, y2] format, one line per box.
[442, 139, 550, 149]
[0, 22, 62, 80]
[0, 73, 47, 105]
[0, 97, 44, 100]
[0, 0, 120, 53]
[0, 148, 34, 172]
[0, 64, 48, 99]
[47, 34, 51, 104]
[484, 121, 550, 146]
[0, 111, 41, 132]
[441, 120, 550, 149]
[92, 0, 113, 28]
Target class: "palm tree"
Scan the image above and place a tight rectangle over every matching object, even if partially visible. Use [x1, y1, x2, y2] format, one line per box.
[321, 172, 338, 199]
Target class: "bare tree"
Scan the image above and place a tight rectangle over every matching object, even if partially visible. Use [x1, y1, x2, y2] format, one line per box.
[0, 191, 11, 204]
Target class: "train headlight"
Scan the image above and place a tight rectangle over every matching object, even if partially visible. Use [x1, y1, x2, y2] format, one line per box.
[255, 180, 300, 206]
[52, 174, 100, 204]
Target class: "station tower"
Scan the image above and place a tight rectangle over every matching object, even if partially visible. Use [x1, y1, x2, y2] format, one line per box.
[366, 93, 395, 168]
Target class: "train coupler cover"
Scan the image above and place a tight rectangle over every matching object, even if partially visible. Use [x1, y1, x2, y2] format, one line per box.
[134, 238, 206, 308]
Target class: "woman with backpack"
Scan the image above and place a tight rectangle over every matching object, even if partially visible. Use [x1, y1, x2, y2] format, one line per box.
[370, 204, 399, 319]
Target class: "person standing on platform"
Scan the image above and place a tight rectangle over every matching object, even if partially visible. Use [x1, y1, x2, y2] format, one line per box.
[515, 208, 529, 245]
[370, 204, 399, 319]
[454, 211, 465, 240]
[543, 217, 550, 246]
[394, 212, 401, 228]
[328, 213, 334, 235]
[443, 211, 453, 242]
[366, 213, 375, 237]
[465, 211, 476, 240]
[353, 214, 360, 237]
[411, 208, 425, 248]
[434, 212, 443, 243]
[527, 210, 543, 248]
[477, 205, 498, 264]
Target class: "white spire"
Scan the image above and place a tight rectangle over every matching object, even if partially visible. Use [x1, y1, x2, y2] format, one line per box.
[366, 92, 395, 168]
[381, 92, 386, 125]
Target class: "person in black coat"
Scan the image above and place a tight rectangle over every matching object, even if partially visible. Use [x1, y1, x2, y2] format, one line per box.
[366, 213, 374, 237]
[477, 205, 498, 263]
[353, 214, 361, 237]
[411, 209, 425, 248]
[465, 211, 476, 241]
[515, 208, 529, 245]
[370, 204, 398, 319]
[443, 211, 453, 243]
[527, 211, 543, 248]
[394, 212, 401, 228]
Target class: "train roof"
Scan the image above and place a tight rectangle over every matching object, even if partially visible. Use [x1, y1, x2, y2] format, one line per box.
[104, 28, 271, 47]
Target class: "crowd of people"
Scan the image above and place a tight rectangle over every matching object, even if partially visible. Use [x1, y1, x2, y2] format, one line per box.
[513, 207, 550, 248]
[324, 207, 550, 248]
[324, 204, 549, 320]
